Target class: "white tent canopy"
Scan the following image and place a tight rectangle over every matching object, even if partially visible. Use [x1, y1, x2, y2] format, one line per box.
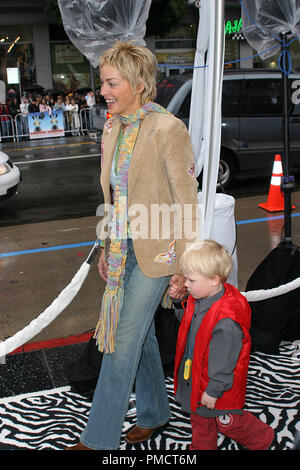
[189, 0, 225, 239]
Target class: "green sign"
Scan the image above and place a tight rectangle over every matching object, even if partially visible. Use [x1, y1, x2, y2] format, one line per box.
[225, 18, 242, 35]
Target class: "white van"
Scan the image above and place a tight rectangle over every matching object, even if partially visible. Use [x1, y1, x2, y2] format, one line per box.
[156, 69, 300, 187]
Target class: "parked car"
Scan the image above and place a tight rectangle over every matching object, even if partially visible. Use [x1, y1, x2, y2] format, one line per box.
[94, 69, 300, 187]
[155, 69, 300, 187]
[0, 151, 21, 200]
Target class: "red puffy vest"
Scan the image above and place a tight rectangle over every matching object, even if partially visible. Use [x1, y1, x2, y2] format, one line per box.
[174, 283, 251, 413]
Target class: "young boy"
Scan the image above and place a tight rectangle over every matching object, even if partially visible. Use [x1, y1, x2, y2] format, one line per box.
[169, 239, 274, 450]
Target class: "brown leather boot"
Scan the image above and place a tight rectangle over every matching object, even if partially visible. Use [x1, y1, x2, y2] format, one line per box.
[65, 442, 92, 450]
[125, 425, 156, 444]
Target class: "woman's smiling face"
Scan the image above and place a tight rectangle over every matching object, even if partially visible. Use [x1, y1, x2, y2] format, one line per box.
[100, 63, 143, 116]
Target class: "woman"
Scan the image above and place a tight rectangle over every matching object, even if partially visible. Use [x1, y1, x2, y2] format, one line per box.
[28, 98, 39, 114]
[39, 97, 51, 115]
[8, 96, 21, 139]
[8, 96, 20, 118]
[20, 96, 29, 115]
[67, 97, 80, 134]
[67, 41, 199, 450]
[49, 96, 55, 110]
[0, 102, 11, 141]
[20, 96, 30, 139]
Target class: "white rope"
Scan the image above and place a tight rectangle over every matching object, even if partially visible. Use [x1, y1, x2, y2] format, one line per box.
[0, 262, 300, 360]
[241, 276, 300, 302]
[0, 262, 91, 359]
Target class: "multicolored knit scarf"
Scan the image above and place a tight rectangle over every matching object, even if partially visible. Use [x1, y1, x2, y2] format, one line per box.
[94, 101, 170, 354]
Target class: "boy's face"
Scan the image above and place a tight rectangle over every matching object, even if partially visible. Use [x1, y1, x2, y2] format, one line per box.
[184, 272, 222, 299]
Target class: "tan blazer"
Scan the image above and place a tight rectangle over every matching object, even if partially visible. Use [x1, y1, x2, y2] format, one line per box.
[99, 111, 200, 278]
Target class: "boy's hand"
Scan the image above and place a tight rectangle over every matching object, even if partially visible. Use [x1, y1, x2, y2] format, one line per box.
[201, 391, 217, 409]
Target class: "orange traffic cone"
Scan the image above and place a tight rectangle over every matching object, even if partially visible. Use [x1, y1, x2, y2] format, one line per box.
[258, 154, 295, 212]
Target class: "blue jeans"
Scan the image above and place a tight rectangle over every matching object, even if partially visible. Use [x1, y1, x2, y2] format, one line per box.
[81, 239, 171, 449]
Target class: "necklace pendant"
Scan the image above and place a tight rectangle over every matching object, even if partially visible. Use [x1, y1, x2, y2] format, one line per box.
[184, 358, 192, 380]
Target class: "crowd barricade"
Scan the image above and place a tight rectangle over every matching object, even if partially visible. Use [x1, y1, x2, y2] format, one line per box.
[62, 109, 81, 137]
[5, 108, 96, 143]
[0, 114, 16, 142]
[79, 107, 94, 134]
[14, 113, 30, 141]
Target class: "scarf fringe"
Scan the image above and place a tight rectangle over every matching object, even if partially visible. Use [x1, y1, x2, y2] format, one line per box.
[94, 287, 124, 354]
[161, 287, 172, 309]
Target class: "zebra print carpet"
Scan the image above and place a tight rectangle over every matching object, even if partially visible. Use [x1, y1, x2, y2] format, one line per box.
[0, 342, 299, 450]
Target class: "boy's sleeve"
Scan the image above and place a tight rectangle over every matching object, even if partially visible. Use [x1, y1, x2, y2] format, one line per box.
[171, 297, 187, 322]
[206, 318, 244, 398]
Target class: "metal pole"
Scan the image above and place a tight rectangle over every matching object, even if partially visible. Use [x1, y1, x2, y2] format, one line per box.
[281, 35, 290, 177]
[17, 60, 22, 100]
[280, 34, 295, 246]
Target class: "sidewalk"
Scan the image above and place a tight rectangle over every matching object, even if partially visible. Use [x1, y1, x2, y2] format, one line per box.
[0, 134, 98, 154]
[1, 191, 300, 346]
[0, 193, 300, 450]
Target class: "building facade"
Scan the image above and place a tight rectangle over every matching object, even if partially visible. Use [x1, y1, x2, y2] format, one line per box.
[0, 0, 299, 101]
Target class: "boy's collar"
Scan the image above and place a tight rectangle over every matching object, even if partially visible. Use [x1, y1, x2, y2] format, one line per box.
[195, 285, 225, 308]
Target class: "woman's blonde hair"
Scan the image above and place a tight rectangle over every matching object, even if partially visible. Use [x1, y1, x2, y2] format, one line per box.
[179, 239, 234, 283]
[99, 41, 157, 105]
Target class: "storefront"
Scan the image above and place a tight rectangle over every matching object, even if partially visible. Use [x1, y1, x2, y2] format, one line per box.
[0, 25, 37, 97]
[224, 7, 300, 70]
[49, 25, 94, 94]
[154, 7, 300, 76]
[1, 1, 300, 104]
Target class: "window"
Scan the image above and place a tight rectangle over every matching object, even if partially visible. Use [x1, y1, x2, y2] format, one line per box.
[50, 42, 91, 93]
[177, 91, 191, 119]
[240, 79, 283, 116]
[0, 25, 36, 95]
[222, 79, 243, 115]
[0, 25, 33, 43]
[155, 79, 183, 108]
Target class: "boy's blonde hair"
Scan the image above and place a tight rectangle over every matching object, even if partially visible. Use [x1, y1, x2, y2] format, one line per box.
[99, 41, 157, 105]
[179, 239, 233, 283]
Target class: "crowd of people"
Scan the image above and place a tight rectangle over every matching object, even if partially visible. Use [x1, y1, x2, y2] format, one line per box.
[0, 89, 97, 140]
[18, 89, 96, 116]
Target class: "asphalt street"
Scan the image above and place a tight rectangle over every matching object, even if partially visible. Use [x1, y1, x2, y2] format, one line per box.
[0, 136, 103, 227]
[0, 134, 288, 227]
[1, 134, 300, 346]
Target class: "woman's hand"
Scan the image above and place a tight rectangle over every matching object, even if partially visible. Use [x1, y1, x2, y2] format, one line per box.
[98, 249, 108, 282]
[169, 273, 187, 300]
